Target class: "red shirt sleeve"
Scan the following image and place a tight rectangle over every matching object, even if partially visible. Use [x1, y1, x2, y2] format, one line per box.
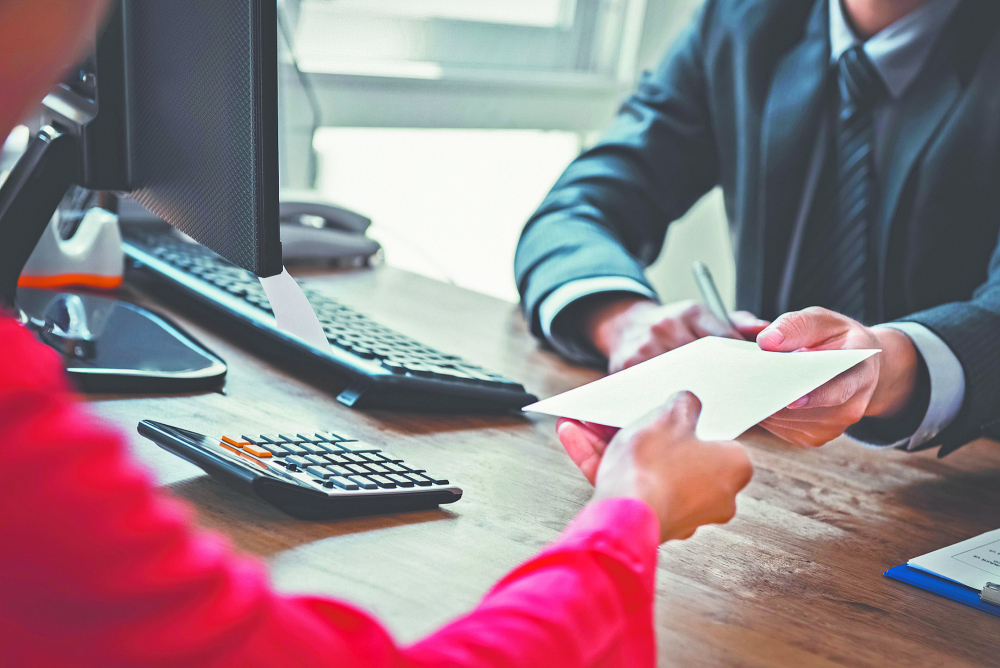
[0, 316, 659, 667]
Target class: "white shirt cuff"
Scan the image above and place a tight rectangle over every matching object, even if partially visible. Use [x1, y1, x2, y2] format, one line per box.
[538, 277, 658, 363]
[872, 322, 966, 451]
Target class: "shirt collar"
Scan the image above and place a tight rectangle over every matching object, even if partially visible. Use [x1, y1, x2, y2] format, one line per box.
[829, 0, 963, 99]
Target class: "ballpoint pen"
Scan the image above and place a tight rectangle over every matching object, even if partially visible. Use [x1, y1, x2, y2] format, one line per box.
[692, 261, 744, 339]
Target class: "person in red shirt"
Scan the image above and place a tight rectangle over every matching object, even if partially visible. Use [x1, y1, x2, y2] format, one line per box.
[0, 3, 754, 666]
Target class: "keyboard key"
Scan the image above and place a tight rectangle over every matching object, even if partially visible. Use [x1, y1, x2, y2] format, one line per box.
[326, 465, 353, 477]
[279, 433, 306, 443]
[303, 454, 327, 466]
[347, 475, 378, 490]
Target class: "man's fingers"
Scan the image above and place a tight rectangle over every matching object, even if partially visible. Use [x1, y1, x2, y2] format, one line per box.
[757, 307, 848, 353]
[786, 375, 863, 410]
[732, 312, 770, 338]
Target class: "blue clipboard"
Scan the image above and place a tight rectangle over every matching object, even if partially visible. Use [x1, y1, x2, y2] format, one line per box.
[884, 564, 1000, 618]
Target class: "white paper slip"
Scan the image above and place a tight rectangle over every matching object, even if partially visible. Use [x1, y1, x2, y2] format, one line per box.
[909, 528, 1000, 591]
[522, 337, 880, 441]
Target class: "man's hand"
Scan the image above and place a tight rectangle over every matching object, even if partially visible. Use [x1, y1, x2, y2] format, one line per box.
[586, 298, 769, 373]
[756, 307, 919, 447]
[557, 392, 753, 543]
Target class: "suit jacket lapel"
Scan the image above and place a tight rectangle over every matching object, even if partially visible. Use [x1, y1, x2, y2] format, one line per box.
[880, 0, 1000, 275]
[877, 67, 960, 272]
[755, 0, 830, 319]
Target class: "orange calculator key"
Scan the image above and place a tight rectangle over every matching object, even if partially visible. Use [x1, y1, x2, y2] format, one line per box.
[241, 444, 273, 458]
[222, 436, 249, 448]
[217, 441, 242, 456]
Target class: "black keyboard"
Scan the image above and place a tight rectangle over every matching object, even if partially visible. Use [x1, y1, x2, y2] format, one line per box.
[138, 420, 461, 519]
[122, 226, 537, 412]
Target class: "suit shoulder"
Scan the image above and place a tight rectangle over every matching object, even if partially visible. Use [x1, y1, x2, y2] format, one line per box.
[699, 0, 816, 40]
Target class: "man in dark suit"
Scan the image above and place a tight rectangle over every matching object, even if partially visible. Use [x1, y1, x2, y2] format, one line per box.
[516, 0, 1000, 456]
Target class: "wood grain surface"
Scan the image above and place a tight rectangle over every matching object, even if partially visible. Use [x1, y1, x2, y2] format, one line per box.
[85, 265, 1000, 667]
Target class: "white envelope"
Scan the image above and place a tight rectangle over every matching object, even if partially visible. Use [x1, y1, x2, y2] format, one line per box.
[523, 337, 880, 441]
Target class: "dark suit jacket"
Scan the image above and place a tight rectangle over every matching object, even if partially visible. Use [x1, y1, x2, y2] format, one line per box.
[515, 0, 1000, 454]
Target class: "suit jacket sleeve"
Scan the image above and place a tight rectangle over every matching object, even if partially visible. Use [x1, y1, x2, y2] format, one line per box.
[514, 1, 720, 336]
[898, 229, 1000, 455]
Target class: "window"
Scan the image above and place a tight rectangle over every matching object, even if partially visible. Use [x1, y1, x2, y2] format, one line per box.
[315, 128, 580, 302]
[294, 0, 643, 82]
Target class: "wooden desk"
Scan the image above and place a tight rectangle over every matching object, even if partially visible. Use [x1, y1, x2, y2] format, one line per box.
[88, 266, 1000, 667]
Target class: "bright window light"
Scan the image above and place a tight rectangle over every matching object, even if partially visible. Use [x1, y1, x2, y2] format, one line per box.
[315, 128, 581, 303]
[310, 0, 574, 27]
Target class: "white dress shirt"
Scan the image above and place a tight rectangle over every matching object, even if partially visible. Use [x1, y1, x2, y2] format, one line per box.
[538, 0, 966, 450]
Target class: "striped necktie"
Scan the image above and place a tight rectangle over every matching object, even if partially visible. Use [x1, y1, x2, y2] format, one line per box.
[790, 45, 887, 323]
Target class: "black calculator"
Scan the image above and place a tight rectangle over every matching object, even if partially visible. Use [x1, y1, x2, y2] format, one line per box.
[138, 420, 462, 520]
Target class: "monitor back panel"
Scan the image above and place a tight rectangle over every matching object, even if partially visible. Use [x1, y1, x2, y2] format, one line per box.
[121, 0, 282, 276]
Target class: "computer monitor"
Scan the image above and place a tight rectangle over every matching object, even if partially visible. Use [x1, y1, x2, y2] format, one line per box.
[0, 0, 282, 308]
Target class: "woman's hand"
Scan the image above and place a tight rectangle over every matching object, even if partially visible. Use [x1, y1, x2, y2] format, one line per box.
[557, 392, 753, 543]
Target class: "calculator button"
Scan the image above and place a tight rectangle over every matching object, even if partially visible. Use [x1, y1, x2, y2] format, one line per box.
[341, 463, 369, 476]
[385, 473, 415, 488]
[415, 472, 449, 485]
[242, 444, 273, 458]
[305, 466, 331, 479]
[285, 455, 311, 469]
[347, 443, 381, 454]
[347, 476, 378, 490]
[326, 465, 353, 477]
[328, 477, 360, 490]
[404, 474, 433, 487]
[303, 454, 326, 465]
[282, 443, 309, 456]
[259, 443, 290, 457]
[367, 474, 397, 489]
[301, 442, 328, 455]
[222, 436, 249, 448]
[241, 436, 266, 446]
[279, 433, 305, 443]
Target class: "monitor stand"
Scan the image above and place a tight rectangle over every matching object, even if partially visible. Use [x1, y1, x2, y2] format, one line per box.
[0, 125, 227, 393]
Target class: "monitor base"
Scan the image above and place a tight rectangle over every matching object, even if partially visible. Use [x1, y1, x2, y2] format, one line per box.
[17, 288, 227, 394]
